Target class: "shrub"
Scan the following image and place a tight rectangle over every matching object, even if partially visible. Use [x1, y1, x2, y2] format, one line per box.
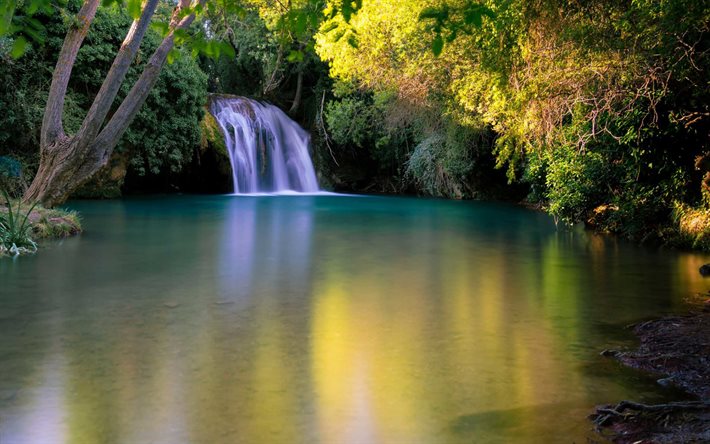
[0, 188, 37, 255]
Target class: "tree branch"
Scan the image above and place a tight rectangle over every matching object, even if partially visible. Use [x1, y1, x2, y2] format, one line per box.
[86, 0, 203, 168]
[77, 0, 161, 145]
[40, 0, 100, 148]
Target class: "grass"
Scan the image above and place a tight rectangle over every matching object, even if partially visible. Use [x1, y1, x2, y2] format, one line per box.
[671, 203, 710, 251]
[0, 188, 38, 255]
[0, 190, 82, 257]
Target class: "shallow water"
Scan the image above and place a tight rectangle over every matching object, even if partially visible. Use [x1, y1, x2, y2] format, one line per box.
[1, 195, 708, 443]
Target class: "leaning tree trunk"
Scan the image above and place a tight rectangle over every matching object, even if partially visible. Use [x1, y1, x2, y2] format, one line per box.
[24, 0, 202, 207]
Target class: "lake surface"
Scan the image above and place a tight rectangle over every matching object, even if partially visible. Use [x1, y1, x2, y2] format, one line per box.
[1, 195, 708, 443]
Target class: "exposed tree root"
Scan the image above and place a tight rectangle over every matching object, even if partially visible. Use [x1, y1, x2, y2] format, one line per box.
[592, 400, 710, 427]
[591, 307, 710, 443]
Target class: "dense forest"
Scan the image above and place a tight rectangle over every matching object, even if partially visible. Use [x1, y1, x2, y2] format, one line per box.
[1, 0, 708, 249]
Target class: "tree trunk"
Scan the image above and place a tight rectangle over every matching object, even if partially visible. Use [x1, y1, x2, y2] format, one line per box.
[289, 69, 303, 115]
[24, 0, 202, 207]
[40, 0, 100, 149]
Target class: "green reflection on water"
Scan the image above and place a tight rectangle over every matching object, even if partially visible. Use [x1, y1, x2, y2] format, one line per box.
[0, 195, 707, 443]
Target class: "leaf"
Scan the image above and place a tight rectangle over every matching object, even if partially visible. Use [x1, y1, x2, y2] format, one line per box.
[419, 6, 441, 20]
[0, 0, 16, 37]
[21, 25, 43, 44]
[465, 12, 481, 27]
[166, 47, 179, 64]
[287, 49, 304, 63]
[127, 0, 141, 20]
[11, 36, 28, 58]
[294, 12, 307, 35]
[173, 28, 190, 42]
[431, 34, 443, 56]
[346, 34, 358, 48]
[333, 29, 345, 42]
[464, 4, 495, 26]
[150, 21, 169, 37]
[219, 41, 235, 58]
[321, 21, 339, 33]
[419, 5, 448, 22]
[342, 1, 352, 23]
[27, 0, 45, 15]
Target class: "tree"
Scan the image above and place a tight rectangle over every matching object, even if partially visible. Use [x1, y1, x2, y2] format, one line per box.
[16, 0, 205, 207]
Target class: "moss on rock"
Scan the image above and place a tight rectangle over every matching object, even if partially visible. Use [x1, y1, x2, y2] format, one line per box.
[200, 111, 228, 158]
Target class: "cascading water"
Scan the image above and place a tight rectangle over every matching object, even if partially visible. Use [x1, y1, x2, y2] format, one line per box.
[210, 96, 319, 194]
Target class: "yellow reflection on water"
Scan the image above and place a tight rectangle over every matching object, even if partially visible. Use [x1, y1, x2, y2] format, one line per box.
[308, 229, 594, 443]
[2, 197, 708, 444]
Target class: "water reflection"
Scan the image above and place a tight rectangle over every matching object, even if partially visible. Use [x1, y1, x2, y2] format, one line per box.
[0, 196, 708, 443]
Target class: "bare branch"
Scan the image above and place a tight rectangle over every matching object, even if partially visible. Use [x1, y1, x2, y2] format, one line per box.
[77, 0, 161, 145]
[40, 0, 100, 148]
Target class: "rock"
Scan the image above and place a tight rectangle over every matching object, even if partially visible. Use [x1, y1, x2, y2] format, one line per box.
[657, 377, 675, 387]
[699, 264, 710, 276]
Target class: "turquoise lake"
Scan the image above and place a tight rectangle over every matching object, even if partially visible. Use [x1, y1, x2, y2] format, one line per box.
[1, 195, 708, 443]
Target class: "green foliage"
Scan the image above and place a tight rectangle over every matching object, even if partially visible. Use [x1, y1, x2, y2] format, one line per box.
[200, 9, 281, 97]
[1, 0, 61, 57]
[542, 146, 611, 224]
[0, 187, 38, 255]
[418, 2, 495, 57]
[325, 96, 374, 148]
[406, 121, 489, 199]
[0, 4, 208, 189]
[323, 87, 412, 177]
[316, 0, 709, 246]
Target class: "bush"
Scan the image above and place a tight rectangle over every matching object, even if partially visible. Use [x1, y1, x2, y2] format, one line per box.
[406, 121, 493, 199]
[0, 188, 37, 255]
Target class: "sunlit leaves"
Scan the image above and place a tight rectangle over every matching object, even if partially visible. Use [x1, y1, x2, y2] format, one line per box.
[10, 35, 28, 58]
[125, 0, 141, 19]
[324, 0, 362, 23]
[418, 1, 494, 56]
[150, 20, 169, 37]
[186, 36, 235, 60]
[166, 47, 179, 64]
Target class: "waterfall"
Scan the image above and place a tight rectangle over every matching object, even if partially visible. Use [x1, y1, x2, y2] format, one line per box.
[210, 96, 319, 194]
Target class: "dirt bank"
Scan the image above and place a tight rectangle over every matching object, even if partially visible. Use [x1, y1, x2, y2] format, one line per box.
[590, 297, 710, 443]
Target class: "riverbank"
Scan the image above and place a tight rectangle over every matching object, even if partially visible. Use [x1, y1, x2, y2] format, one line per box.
[0, 202, 81, 256]
[591, 294, 710, 443]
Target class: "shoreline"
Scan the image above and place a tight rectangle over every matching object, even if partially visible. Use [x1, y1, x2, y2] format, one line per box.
[591, 295, 710, 443]
[0, 203, 81, 256]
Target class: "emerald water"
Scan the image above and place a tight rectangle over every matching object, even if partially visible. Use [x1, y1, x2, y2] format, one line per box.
[1, 195, 707, 443]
